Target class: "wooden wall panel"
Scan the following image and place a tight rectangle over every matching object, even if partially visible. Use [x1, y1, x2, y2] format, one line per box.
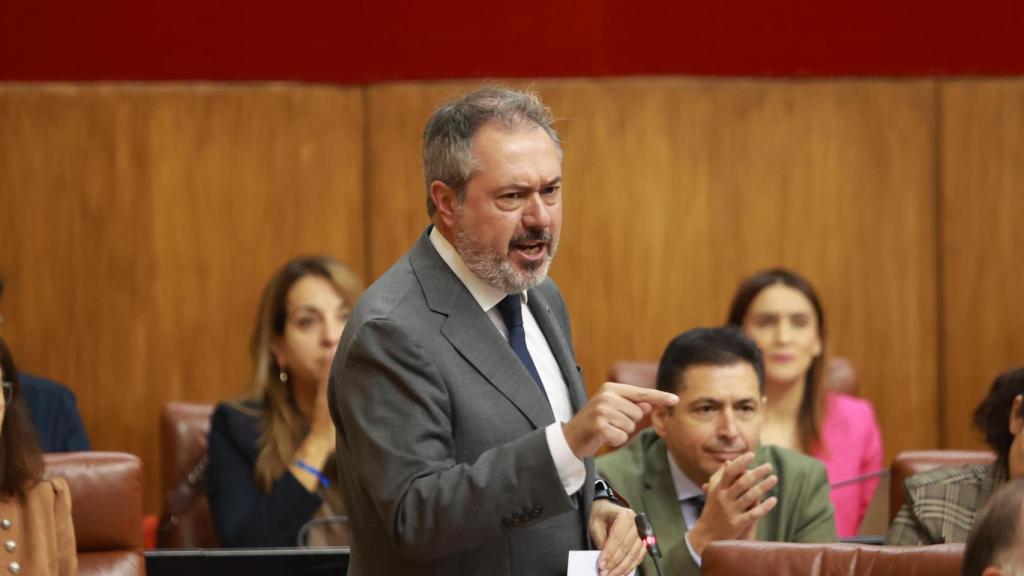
[941, 80, 1024, 450]
[0, 84, 365, 513]
[5, 77, 996, 515]
[367, 79, 939, 464]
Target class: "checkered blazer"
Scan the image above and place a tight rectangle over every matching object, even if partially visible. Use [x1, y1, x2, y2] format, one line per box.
[885, 462, 1004, 545]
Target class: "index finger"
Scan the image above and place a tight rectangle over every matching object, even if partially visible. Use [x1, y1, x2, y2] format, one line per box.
[606, 383, 679, 407]
[720, 452, 757, 486]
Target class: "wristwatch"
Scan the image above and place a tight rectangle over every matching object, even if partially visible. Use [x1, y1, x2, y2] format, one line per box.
[593, 479, 630, 509]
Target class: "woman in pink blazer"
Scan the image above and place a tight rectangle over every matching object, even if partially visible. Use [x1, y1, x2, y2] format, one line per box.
[728, 269, 883, 537]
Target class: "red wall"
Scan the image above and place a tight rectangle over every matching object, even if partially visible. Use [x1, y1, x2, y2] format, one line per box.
[2, 0, 1022, 81]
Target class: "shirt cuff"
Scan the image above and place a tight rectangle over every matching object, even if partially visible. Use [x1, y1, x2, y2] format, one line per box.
[684, 530, 703, 567]
[545, 422, 586, 495]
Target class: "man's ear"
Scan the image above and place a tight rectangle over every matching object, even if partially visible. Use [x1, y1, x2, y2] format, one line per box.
[651, 405, 671, 439]
[430, 180, 459, 228]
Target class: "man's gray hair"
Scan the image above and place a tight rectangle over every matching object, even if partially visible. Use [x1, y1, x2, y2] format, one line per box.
[422, 86, 562, 217]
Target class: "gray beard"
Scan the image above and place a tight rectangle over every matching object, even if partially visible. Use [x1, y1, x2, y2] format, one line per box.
[452, 227, 556, 294]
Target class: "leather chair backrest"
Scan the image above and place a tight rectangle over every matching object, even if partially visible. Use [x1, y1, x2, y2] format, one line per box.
[158, 401, 218, 548]
[889, 449, 996, 521]
[43, 451, 145, 576]
[703, 541, 964, 576]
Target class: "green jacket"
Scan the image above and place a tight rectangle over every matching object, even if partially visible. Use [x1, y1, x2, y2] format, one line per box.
[597, 430, 837, 576]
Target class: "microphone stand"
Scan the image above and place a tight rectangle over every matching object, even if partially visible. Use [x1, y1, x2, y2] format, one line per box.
[635, 512, 665, 576]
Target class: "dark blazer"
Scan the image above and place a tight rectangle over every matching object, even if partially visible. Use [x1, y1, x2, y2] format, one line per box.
[20, 372, 90, 453]
[206, 399, 327, 547]
[330, 229, 594, 575]
[598, 430, 837, 576]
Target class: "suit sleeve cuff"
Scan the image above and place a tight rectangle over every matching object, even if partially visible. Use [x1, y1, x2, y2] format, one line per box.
[684, 530, 703, 567]
[545, 422, 586, 495]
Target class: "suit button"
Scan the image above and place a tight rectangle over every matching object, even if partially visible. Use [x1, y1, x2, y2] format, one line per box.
[532, 505, 542, 517]
[7, 561, 19, 574]
[2, 541, 12, 552]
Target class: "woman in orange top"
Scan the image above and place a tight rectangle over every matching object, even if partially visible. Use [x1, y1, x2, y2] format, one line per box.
[0, 337, 76, 575]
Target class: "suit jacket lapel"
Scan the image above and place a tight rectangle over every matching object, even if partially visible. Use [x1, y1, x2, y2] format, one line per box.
[410, 231, 555, 429]
[526, 288, 587, 412]
[641, 439, 688, 565]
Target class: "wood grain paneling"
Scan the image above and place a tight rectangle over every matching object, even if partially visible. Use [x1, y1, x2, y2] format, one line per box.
[367, 79, 939, 463]
[0, 84, 365, 513]
[941, 80, 1024, 450]
[5, 77, 995, 516]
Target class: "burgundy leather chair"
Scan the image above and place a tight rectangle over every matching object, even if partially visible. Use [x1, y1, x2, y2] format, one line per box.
[703, 541, 964, 576]
[43, 451, 145, 576]
[889, 449, 996, 521]
[157, 401, 218, 548]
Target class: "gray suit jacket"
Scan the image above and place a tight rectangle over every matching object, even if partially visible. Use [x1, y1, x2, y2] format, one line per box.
[330, 229, 594, 575]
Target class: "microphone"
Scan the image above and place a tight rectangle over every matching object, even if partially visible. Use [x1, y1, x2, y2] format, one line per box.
[829, 468, 889, 490]
[635, 512, 665, 576]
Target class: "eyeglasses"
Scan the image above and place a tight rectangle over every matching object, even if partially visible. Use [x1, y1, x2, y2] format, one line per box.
[1, 381, 11, 403]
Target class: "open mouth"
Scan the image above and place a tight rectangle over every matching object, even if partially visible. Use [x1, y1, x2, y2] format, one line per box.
[509, 229, 552, 262]
[513, 241, 547, 257]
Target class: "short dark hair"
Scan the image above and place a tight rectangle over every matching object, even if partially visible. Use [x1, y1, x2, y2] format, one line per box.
[656, 326, 765, 396]
[962, 478, 1024, 576]
[0, 337, 45, 495]
[973, 367, 1024, 474]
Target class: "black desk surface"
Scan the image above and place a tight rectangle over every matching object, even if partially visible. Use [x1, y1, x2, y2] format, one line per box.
[145, 546, 350, 576]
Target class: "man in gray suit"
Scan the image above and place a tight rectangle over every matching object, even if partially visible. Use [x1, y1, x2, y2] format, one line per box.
[329, 87, 678, 575]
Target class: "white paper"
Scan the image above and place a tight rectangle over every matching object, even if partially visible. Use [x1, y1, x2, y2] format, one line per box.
[567, 550, 636, 576]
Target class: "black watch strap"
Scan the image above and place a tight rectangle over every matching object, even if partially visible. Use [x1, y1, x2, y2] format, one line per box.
[593, 479, 630, 509]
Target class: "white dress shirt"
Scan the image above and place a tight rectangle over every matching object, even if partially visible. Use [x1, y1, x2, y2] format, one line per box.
[429, 227, 586, 495]
[668, 453, 707, 566]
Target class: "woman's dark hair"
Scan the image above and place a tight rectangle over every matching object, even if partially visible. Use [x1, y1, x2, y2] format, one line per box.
[973, 367, 1024, 475]
[0, 337, 45, 495]
[726, 268, 827, 452]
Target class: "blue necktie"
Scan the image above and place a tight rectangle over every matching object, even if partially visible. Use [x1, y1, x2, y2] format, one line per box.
[495, 294, 547, 400]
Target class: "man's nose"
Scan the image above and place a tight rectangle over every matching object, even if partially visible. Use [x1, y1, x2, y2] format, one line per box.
[521, 192, 552, 228]
[717, 409, 739, 439]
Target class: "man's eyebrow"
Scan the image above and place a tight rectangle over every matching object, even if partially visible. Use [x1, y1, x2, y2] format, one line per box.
[688, 397, 722, 405]
[503, 176, 562, 192]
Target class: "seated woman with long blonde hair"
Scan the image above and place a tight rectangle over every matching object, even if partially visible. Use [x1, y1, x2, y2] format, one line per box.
[0, 337, 76, 574]
[207, 256, 363, 547]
